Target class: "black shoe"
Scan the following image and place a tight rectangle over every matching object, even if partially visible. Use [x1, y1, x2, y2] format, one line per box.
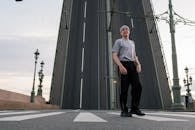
[130, 109, 145, 116]
[120, 111, 132, 117]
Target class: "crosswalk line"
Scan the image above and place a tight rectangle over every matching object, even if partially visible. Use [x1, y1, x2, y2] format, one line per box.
[0, 110, 193, 122]
[147, 112, 195, 118]
[0, 112, 64, 121]
[0, 111, 11, 113]
[72, 109, 80, 112]
[0, 111, 38, 116]
[107, 112, 188, 122]
[157, 111, 195, 115]
[73, 112, 107, 122]
[176, 112, 195, 115]
[134, 115, 188, 122]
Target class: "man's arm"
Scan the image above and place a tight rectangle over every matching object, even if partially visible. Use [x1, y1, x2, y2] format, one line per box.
[133, 48, 141, 73]
[134, 56, 141, 73]
[112, 52, 127, 75]
[134, 56, 140, 66]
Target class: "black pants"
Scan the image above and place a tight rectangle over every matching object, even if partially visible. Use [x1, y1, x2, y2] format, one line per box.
[120, 61, 142, 112]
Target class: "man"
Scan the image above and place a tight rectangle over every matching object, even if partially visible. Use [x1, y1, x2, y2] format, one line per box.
[112, 25, 145, 117]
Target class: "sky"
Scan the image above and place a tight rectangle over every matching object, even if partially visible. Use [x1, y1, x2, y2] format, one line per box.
[151, 0, 195, 97]
[0, 0, 195, 101]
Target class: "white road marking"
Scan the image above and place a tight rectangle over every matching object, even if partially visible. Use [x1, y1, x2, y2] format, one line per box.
[173, 112, 195, 115]
[80, 1, 87, 109]
[72, 109, 80, 112]
[82, 22, 86, 43]
[0, 111, 38, 116]
[0, 111, 11, 113]
[81, 47, 85, 72]
[73, 112, 107, 122]
[131, 18, 134, 28]
[134, 115, 188, 122]
[84, 1, 87, 18]
[0, 112, 64, 121]
[108, 112, 188, 122]
[107, 112, 120, 115]
[79, 78, 83, 109]
[147, 112, 195, 118]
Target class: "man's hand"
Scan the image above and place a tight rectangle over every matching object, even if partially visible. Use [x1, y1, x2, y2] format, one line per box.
[119, 65, 127, 75]
[136, 64, 141, 73]
[113, 53, 128, 75]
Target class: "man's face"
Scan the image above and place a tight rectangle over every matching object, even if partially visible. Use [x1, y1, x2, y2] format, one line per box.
[120, 28, 130, 38]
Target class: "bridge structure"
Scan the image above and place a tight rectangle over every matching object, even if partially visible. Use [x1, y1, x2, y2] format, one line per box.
[49, 0, 172, 110]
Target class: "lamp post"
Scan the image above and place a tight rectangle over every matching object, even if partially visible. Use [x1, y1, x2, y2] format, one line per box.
[168, 0, 184, 109]
[183, 67, 193, 108]
[30, 49, 40, 103]
[183, 67, 192, 96]
[37, 61, 44, 96]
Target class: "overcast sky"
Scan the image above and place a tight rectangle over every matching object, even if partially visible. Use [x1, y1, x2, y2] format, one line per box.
[0, 0, 63, 100]
[0, 0, 195, 101]
[152, 0, 195, 97]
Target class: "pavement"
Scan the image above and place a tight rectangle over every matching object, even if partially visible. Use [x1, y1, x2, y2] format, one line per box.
[0, 109, 194, 130]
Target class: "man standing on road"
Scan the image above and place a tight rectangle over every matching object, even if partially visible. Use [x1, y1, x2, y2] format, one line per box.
[112, 25, 145, 117]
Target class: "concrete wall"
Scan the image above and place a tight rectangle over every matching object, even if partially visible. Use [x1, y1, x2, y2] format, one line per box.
[0, 89, 59, 110]
[0, 89, 45, 104]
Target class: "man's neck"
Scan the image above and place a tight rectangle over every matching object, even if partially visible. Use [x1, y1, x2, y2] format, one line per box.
[122, 37, 129, 40]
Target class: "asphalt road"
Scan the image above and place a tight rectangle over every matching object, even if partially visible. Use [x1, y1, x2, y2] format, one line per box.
[0, 110, 194, 130]
[62, 0, 109, 109]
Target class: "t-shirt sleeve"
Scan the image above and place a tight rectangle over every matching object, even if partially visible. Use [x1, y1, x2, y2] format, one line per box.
[112, 39, 121, 53]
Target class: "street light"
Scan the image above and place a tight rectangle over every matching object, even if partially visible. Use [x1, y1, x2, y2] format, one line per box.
[30, 49, 40, 103]
[37, 61, 45, 96]
[183, 67, 193, 108]
[183, 67, 192, 96]
[154, 0, 195, 110]
[168, 0, 184, 109]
